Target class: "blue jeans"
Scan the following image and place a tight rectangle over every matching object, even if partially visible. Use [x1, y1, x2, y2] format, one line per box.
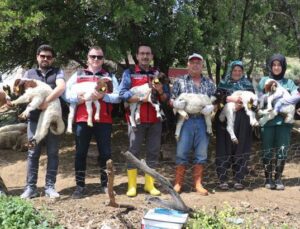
[75, 122, 112, 187]
[176, 117, 209, 165]
[26, 121, 60, 188]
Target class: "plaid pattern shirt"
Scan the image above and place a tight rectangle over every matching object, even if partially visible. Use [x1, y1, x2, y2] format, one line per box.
[172, 74, 216, 99]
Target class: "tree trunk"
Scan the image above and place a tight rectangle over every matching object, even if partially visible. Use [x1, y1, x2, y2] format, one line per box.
[282, 0, 300, 60]
[215, 47, 222, 85]
[246, 56, 255, 81]
[238, 0, 250, 60]
[206, 59, 213, 80]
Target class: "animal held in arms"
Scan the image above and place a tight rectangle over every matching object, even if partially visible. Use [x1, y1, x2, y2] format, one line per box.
[219, 90, 259, 144]
[11, 79, 65, 145]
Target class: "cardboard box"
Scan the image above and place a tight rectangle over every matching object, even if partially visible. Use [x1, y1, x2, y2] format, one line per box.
[141, 208, 189, 229]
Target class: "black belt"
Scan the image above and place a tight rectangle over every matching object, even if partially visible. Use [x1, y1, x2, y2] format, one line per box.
[188, 113, 203, 118]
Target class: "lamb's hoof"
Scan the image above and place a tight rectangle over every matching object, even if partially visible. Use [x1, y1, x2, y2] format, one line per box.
[232, 138, 239, 144]
[28, 139, 37, 149]
[257, 110, 266, 116]
[18, 114, 27, 121]
[66, 130, 73, 135]
[252, 121, 259, 127]
[207, 131, 213, 136]
[285, 119, 294, 124]
[219, 117, 225, 122]
[135, 119, 141, 125]
[259, 120, 266, 127]
[87, 122, 93, 127]
[175, 135, 179, 142]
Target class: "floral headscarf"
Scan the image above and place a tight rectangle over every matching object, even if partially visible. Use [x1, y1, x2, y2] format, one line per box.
[218, 60, 254, 93]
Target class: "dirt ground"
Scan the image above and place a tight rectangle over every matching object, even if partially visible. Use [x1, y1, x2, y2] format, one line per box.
[0, 122, 299, 228]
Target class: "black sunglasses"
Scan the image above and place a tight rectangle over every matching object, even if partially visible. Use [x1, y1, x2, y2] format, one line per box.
[89, 55, 104, 60]
[39, 54, 53, 60]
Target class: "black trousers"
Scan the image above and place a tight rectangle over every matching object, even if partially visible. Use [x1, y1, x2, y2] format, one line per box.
[215, 109, 252, 183]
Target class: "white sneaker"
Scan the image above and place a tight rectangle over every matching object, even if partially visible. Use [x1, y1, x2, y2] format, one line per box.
[45, 187, 60, 199]
[20, 187, 38, 199]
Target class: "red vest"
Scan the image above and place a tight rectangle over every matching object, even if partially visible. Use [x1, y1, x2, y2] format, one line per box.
[128, 65, 160, 123]
[75, 69, 113, 124]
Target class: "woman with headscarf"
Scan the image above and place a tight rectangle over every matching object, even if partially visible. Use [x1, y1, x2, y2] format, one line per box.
[258, 54, 298, 190]
[215, 60, 254, 190]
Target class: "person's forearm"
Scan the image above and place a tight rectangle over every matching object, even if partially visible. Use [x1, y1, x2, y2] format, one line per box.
[46, 86, 65, 102]
[103, 93, 121, 104]
[127, 95, 140, 103]
[46, 80, 66, 102]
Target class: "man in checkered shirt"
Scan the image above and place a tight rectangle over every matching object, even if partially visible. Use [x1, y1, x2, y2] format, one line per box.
[171, 53, 216, 196]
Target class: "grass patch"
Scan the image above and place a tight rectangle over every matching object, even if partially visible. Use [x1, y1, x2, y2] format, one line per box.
[0, 196, 62, 229]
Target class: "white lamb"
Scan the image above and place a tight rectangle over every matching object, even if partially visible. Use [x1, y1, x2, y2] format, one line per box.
[66, 77, 110, 134]
[127, 83, 163, 128]
[219, 90, 259, 144]
[11, 79, 65, 145]
[258, 79, 295, 126]
[173, 93, 215, 141]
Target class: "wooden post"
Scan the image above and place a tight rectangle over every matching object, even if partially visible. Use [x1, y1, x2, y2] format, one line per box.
[106, 159, 134, 209]
[121, 151, 191, 213]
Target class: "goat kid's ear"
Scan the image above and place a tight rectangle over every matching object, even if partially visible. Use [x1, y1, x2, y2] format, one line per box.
[13, 79, 23, 94]
[23, 80, 37, 89]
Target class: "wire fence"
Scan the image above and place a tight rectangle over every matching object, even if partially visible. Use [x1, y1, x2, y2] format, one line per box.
[1, 142, 299, 192]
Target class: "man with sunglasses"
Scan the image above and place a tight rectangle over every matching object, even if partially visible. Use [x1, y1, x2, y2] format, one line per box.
[119, 44, 170, 197]
[20, 44, 66, 199]
[64, 46, 120, 199]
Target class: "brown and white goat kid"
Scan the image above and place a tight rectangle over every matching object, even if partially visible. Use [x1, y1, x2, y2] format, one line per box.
[11, 79, 65, 145]
[66, 77, 112, 133]
[127, 73, 167, 128]
[258, 79, 295, 126]
[173, 93, 215, 141]
[219, 90, 259, 144]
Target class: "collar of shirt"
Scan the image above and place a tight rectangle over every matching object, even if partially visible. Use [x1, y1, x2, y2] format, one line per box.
[37, 67, 55, 77]
[134, 64, 157, 74]
[83, 68, 108, 76]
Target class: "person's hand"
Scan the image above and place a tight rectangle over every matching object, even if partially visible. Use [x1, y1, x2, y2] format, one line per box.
[91, 90, 105, 100]
[39, 101, 48, 110]
[226, 95, 243, 111]
[139, 90, 151, 103]
[173, 99, 186, 109]
[6, 99, 13, 107]
[226, 95, 242, 103]
[201, 104, 214, 115]
[77, 94, 85, 104]
[152, 81, 163, 95]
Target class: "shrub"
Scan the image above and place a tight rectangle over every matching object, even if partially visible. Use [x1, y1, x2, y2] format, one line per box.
[0, 196, 62, 229]
[185, 205, 245, 229]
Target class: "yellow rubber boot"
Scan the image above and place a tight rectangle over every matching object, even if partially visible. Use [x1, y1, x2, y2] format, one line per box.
[126, 169, 137, 197]
[144, 174, 161, 196]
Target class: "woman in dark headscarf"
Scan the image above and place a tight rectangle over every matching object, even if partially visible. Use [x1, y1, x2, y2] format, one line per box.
[258, 54, 298, 190]
[215, 60, 254, 190]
